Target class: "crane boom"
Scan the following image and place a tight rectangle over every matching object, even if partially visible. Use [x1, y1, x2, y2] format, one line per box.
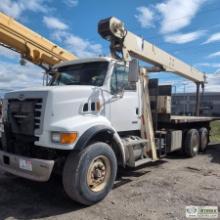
[0, 12, 77, 68]
[98, 17, 206, 84]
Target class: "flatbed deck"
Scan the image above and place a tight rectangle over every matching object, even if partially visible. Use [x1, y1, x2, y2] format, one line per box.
[170, 115, 220, 124]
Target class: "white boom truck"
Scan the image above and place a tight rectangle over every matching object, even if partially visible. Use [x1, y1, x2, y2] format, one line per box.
[0, 16, 217, 205]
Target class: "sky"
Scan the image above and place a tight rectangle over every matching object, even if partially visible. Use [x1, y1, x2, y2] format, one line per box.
[0, 0, 220, 96]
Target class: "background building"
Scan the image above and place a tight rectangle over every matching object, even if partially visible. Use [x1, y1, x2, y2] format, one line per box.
[172, 92, 220, 116]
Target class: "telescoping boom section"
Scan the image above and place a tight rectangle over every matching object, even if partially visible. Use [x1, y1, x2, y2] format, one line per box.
[98, 17, 206, 84]
[0, 12, 77, 68]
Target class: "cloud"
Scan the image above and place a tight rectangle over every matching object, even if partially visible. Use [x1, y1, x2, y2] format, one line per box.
[156, 0, 206, 34]
[194, 63, 220, 89]
[0, 46, 19, 59]
[160, 72, 220, 92]
[63, 0, 78, 7]
[207, 51, 220, 58]
[0, 60, 43, 96]
[164, 30, 206, 44]
[203, 33, 220, 44]
[215, 69, 220, 73]
[186, 76, 220, 92]
[205, 72, 220, 91]
[48, 26, 102, 57]
[42, 14, 102, 57]
[66, 35, 102, 57]
[52, 31, 102, 57]
[0, 0, 48, 19]
[43, 16, 69, 30]
[195, 63, 220, 68]
[135, 6, 155, 28]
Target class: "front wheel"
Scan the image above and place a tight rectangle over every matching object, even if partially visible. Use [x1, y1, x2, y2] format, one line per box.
[62, 142, 117, 205]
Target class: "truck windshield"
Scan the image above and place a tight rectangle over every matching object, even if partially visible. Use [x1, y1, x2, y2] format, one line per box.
[50, 62, 108, 86]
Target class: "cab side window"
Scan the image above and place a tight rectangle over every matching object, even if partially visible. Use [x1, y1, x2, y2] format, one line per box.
[111, 65, 136, 94]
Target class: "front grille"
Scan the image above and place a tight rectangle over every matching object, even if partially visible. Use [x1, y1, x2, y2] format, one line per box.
[34, 99, 43, 130]
[0, 133, 58, 160]
[7, 98, 43, 136]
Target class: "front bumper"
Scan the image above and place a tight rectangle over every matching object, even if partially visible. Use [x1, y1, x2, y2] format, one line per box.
[0, 150, 54, 182]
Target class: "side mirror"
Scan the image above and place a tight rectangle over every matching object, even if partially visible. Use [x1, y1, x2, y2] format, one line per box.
[128, 59, 139, 82]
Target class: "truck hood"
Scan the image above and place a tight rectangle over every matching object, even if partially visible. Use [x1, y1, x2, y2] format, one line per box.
[5, 85, 105, 133]
[4, 85, 100, 103]
[5, 85, 96, 97]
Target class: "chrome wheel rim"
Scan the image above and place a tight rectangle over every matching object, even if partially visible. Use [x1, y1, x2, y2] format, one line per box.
[192, 135, 199, 153]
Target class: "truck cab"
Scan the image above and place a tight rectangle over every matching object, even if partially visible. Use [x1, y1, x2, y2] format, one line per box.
[0, 57, 148, 204]
[2, 57, 140, 150]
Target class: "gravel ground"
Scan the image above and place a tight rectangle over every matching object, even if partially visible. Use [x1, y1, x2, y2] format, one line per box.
[0, 144, 219, 220]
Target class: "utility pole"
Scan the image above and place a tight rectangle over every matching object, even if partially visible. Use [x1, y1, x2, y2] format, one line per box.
[183, 82, 187, 115]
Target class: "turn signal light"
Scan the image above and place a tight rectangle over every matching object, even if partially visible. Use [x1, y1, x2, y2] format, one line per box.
[60, 133, 78, 144]
[51, 132, 78, 145]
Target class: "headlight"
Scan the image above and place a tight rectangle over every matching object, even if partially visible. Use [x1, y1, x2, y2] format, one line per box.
[51, 132, 78, 145]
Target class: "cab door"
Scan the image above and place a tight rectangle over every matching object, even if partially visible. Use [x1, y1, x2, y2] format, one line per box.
[109, 64, 140, 132]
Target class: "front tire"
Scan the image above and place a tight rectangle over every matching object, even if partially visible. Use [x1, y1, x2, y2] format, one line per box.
[62, 142, 117, 205]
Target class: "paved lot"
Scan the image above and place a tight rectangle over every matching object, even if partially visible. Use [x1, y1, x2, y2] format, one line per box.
[0, 144, 219, 220]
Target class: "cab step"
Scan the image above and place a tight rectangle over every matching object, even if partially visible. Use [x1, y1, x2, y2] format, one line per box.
[134, 157, 152, 167]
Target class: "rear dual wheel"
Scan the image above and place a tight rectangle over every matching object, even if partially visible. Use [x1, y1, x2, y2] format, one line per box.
[184, 129, 200, 157]
[199, 127, 208, 152]
[183, 127, 208, 157]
